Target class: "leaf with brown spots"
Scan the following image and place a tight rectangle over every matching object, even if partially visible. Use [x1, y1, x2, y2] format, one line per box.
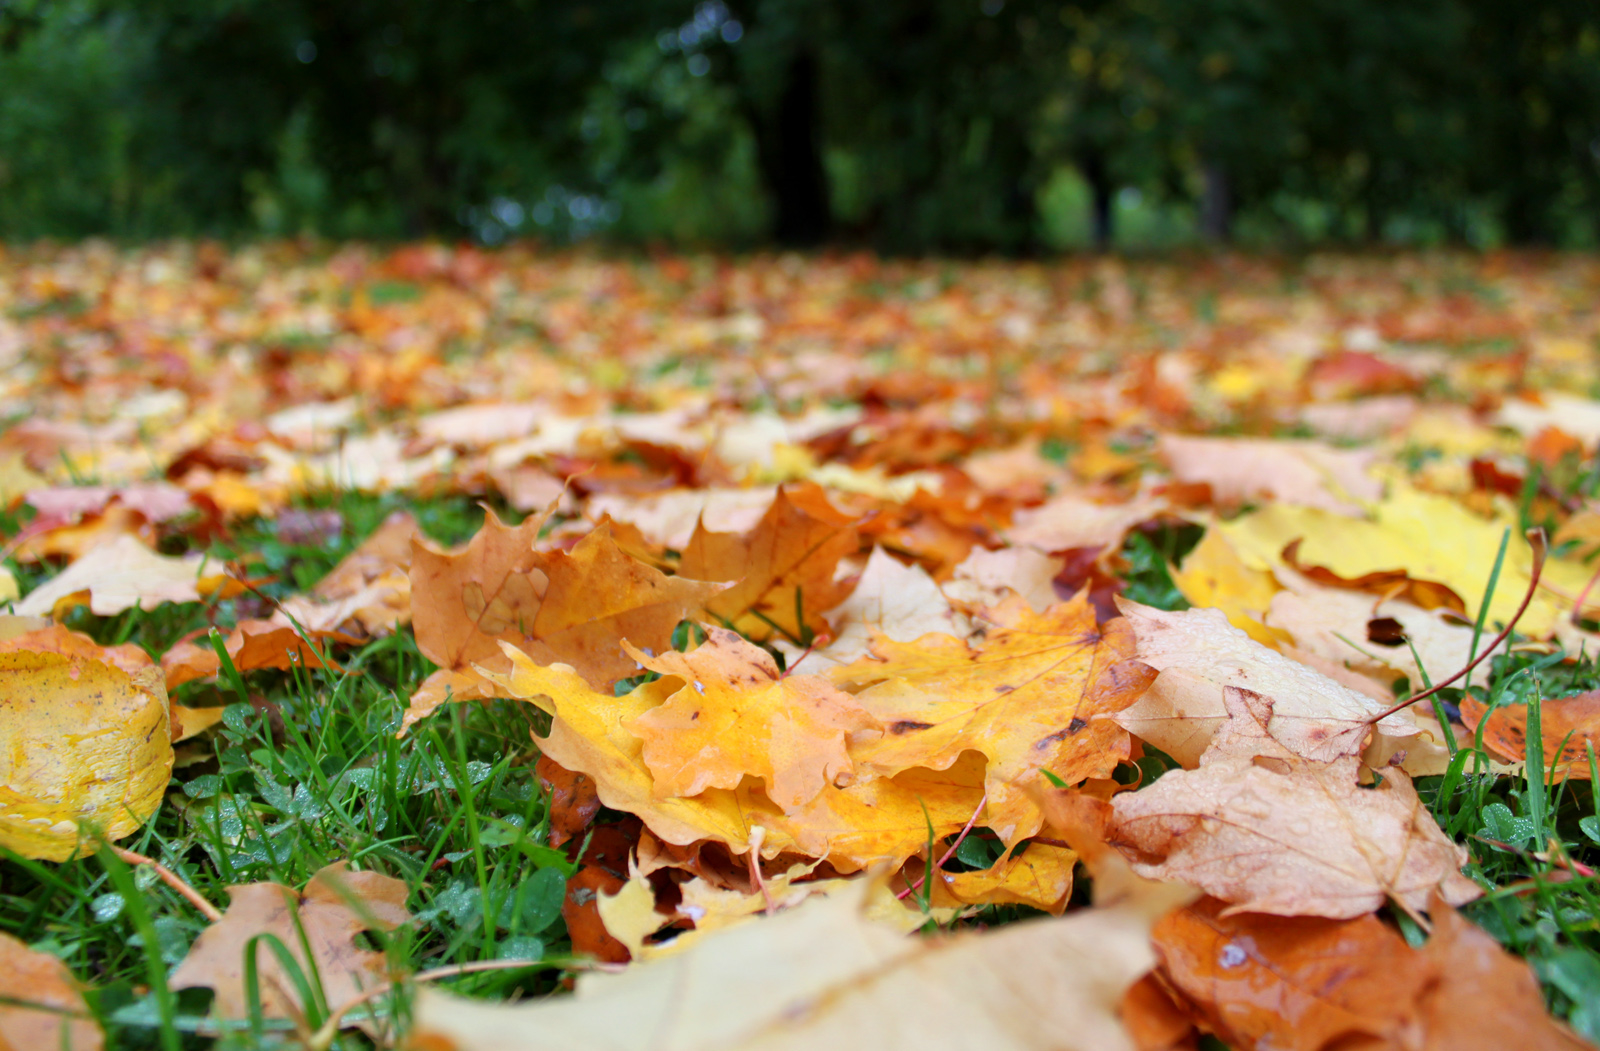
[831, 592, 1154, 847]
[678, 483, 859, 643]
[1461, 690, 1600, 779]
[1111, 599, 1420, 768]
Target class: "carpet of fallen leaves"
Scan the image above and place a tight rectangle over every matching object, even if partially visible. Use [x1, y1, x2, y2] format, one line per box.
[3, 241, 1600, 1048]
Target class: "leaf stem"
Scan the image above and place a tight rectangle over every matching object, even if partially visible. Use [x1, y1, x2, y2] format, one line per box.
[107, 845, 223, 922]
[1364, 528, 1546, 725]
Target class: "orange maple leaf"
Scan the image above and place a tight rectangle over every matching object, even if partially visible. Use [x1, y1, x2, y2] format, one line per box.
[405, 512, 724, 730]
[678, 483, 859, 644]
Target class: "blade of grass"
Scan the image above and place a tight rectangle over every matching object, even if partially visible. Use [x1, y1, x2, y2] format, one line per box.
[98, 845, 181, 1051]
[1469, 527, 1511, 667]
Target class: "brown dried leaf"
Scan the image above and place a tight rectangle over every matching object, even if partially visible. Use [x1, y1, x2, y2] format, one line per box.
[1111, 599, 1418, 768]
[1460, 690, 1600, 779]
[1111, 688, 1477, 919]
[0, 932, 102, 1051]
[170, 862, 409, 1023]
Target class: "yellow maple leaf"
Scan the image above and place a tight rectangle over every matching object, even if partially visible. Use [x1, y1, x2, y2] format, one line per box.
[1218, 484, 1595, 637]
[623, 626, 881, 812]
[485, 646, 986, 871]
[832, 592, 1154, 848]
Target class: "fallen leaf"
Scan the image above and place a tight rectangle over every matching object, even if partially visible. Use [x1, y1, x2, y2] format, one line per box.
[1217, 485, 1598, 637]
[1159, 435, 1382, 515]
[1116, 975, 1196, 1051]
[1111, 686, 1477, 919]
[600, 860, 948, 961]
[1168, 526, 1284, 646]
[161, 620, 348, 690]
[487, 647, 988, 870]
[1402, 902, 1592, 1050]
[275, 509, 419, 637]
[0, 647, 170, 860]
[170, 861, 409, 1023]
[536, 754, 602, 848]
[1004, 492, 1167, 553]
[13, 534, 230, 617]
[942, 545, 1065, 614]
[563, 824, 638, 964]
[624, 627, 881, 812]
[834, 592, 1154, 846]
[781, 546, 971, 675]
[924, 842, 1078, 914]
[586, 487, 779, 550]
[1460, 690, 1600, 778]
[1153, 896, 1588, 1051]
[406, 514, 723, 730]
[679, 483, 860, 643]
[413, 869, 1190, 1051]
[1111, 600, 1417, 768]
[0, 931, 102, 1051]
[1266, 570, 1507, 691]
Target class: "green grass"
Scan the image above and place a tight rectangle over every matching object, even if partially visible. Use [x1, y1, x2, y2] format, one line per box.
[2, 492, 578, 1048]
[2, 500, 1598, 1047]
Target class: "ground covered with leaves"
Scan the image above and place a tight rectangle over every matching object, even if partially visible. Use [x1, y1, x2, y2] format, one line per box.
[2, 242, 1599, 1050]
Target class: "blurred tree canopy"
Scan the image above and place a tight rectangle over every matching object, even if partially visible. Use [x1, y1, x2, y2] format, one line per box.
[1, 0, 1597, 250]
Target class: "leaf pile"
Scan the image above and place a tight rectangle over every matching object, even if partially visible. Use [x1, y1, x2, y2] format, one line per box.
[3, 244, 1600, 1047]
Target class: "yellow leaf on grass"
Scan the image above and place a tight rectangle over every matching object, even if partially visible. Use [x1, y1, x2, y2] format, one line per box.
[623, 627, 880, 812]
[486, 647, 986, 870]
[1218, 485, 1596, 637]
[0, 649, 171, 860]
[832, 592, 1154, 847]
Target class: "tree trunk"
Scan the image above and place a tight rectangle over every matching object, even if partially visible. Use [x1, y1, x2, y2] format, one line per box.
[1081, 150, 1114, 252]
[1200, 158, 1231, 243]
[748, 50, 831, 247]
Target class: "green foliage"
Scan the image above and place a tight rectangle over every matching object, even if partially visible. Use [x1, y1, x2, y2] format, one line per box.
[2, 0, 1597, 248]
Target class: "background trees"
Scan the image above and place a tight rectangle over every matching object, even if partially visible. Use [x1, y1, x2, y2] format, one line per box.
[0, 0, 1596, 249]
